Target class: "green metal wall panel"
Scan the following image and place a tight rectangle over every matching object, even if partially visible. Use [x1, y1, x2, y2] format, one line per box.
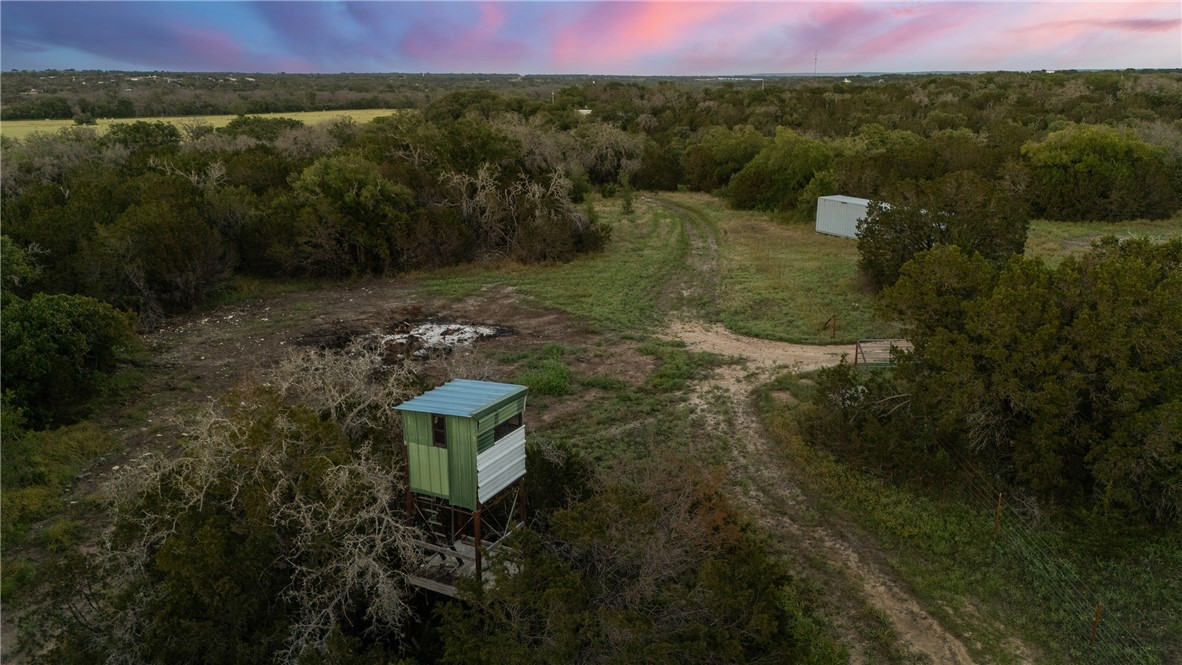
[407, 443, 449, 498]
[447, 416, 478, 510]
[476, 416, 494, 436]
[476, 429, 495, 454]
[473, 395, 526, 423]
[402, 411, 432, 446]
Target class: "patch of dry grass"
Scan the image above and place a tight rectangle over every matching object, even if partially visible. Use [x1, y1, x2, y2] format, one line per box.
[0, 109, 400, 140]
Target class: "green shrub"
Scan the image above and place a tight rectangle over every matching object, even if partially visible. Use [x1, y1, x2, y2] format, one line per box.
[726, 128, 832, 215]
[1, 293, 137, 426]
[577, 374, 627, 392]
[218, 115, 304, 141]
[517, 358, 573, 396]
[0, 559, 37, 601]
[638, 340, 724, 393]
[1, 486, 56, 543]
[514, 344, 575, 396]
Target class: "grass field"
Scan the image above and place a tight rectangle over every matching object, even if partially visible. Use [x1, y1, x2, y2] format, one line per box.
[424, 192, 898, 343]
[663, 192, 897, 343]
[422, 196, 689, 332]
[0, 108, 399, 140]
[1027, 215, 1182, 263]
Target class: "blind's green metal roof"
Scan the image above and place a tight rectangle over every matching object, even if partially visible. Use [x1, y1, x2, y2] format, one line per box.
[394, 379, 527, 418]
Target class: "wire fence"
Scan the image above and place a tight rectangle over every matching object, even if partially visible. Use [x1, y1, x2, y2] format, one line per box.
[944, 446, 1157, 664]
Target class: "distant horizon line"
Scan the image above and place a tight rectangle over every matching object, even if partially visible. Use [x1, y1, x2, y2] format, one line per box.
[8, 67, 1180, 77]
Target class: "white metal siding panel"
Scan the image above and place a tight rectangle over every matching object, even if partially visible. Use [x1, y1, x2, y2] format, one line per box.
[815, 197, 869, 239]
[476, 426, 526, 504]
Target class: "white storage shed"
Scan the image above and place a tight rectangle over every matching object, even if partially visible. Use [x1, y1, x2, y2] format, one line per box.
[815, 195, 872, 239]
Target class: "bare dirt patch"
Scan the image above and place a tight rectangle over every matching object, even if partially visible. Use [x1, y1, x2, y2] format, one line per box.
[45, 280, 645, 513]
[668, 320, 854, 372]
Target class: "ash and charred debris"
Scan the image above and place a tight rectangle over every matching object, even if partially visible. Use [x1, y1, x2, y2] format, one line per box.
[296, 316, 514, 359]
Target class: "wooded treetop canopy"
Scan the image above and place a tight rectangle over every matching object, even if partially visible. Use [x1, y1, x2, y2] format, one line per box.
[395, 379, 527, 419]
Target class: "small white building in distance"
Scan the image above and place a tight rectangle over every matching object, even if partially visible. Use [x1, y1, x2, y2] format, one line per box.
[815, 195, 872, 239]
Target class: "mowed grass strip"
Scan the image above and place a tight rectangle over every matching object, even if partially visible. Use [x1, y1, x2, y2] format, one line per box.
[0, 109, 400, 140]
[661, 192, 895, 344]
[1027, 216, 1182, 264]
[422, 197, 688, 331]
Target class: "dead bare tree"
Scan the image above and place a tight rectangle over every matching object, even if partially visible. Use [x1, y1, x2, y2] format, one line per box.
[146, 155, 227, 190]
[264, 339, 419, 441]
[442, 163, 519, 257]
[274, 124, 341, 159]
[491, 112, 579, 175]
[443, 164, 586, 261]
[38, 345, 426, 664]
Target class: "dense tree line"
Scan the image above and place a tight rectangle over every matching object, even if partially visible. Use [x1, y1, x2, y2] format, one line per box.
[1, 111, 617, 322]
[801, 238, 1182, 525]
[6, 71, 1180, 242]
[1, 70, 432, 119]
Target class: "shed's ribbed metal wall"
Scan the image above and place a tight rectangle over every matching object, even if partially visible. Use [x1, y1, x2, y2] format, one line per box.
[815, 195, 870, 239]
[477, 426, 526, 504]
[447, 415, 478, 510]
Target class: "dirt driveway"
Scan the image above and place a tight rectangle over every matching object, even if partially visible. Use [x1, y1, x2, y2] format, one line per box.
[666, 318, 978, 664]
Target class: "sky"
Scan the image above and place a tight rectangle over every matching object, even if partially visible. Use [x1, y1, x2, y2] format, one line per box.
[2, 1, 1180, 75]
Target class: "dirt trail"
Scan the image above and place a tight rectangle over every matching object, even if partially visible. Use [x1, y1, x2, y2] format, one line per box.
[667, 320, 977, 665]
[652, 194, 976, 664]
[669, 320, 855, 371]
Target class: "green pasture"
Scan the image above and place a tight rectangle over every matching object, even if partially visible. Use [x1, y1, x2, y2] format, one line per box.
[664, 192, 895, 343]
[0, 108, 398, 140]
[422, 196, 688, 332]
[1027, 216, 1182, 264]
[422, 192, 1182, 346]
[425, 192, 898, 343]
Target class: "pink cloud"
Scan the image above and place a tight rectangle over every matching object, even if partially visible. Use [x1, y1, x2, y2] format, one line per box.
[551, 2, 737, 69]
[1018, 17, 1181, 36]
[776, 4, 890, 69]
[5, 1, 1178, 76]
[846, 5, 985, 67]
[961, 1, 1182, 69]
[401, 3, 531, 71]
[174, 26, 246, 70]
